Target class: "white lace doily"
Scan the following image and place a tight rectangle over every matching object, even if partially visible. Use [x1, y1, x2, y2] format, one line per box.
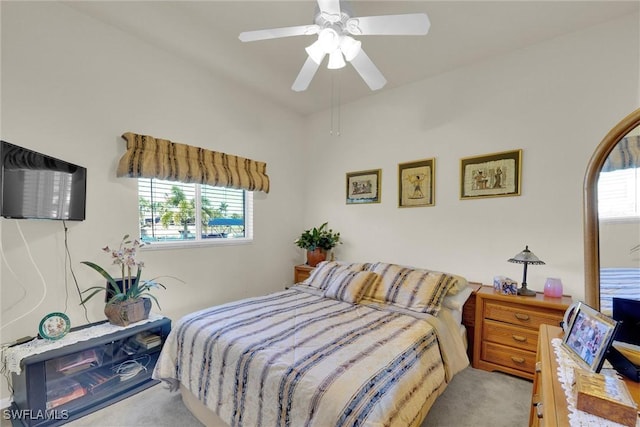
[551, 338, 639, 427]
[2, 313, 166, 375]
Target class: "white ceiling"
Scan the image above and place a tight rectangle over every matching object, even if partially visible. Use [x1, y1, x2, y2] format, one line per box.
[65, 1, 638, 116]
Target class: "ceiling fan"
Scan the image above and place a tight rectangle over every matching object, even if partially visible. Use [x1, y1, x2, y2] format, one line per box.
[239, 0, 430, 92]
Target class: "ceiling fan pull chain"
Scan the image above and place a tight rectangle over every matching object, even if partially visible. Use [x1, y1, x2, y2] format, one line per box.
[330, 75, 334, 135]
[330, 74, 341, 137]
[336, 73, 341, 136]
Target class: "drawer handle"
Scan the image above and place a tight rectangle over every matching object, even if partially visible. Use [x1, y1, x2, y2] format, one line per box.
[514, 313, 530, 321]
[511, 356, 525, 364]
[512, 334, 527, 342]
[535, 361, 542, 373]
[536, 402, 543, 419]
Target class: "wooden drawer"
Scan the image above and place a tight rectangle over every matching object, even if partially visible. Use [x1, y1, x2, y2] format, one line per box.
[484, 300, 563, 330]
[482, 318, 538, 352]
[481, 341, 537, 374]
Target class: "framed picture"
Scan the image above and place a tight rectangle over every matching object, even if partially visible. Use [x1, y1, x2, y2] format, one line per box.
[460, 149, 522, 199]
[561, 302, 619, 373]
[398, 158, 435, 208]
[346, 169, 381, 204]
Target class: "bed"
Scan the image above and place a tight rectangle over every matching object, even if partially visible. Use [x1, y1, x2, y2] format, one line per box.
[153, 261, 472, 427]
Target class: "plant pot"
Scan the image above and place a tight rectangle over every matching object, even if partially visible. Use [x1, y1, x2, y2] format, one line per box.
[306, 248, 327, 267]
[104, 298, 151, 327]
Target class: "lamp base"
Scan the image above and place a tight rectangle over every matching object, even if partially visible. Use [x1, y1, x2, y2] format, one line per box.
[517, 285, 537, 297]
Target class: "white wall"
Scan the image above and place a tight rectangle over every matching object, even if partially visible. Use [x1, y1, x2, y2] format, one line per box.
[302, 14, 639, 301]
[0, 1, 307, 364]
[1, 0, 638, 405]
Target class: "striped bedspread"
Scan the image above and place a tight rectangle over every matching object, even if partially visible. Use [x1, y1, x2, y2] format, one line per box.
[600, 268, 640, 315]
[153, 288, 467, 427]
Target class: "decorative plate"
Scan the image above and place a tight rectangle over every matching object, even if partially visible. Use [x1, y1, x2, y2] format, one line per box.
[39, 312, 71, 340]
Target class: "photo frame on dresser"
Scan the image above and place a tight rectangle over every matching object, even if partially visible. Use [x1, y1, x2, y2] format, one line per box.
[562, 302, 619, 373]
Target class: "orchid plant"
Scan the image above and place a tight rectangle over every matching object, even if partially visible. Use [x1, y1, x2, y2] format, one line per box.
[80, 234, 167, 308]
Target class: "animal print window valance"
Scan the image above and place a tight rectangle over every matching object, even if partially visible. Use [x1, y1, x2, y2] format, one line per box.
[117, 132, 270, 193]
[602, 135, 640, 172]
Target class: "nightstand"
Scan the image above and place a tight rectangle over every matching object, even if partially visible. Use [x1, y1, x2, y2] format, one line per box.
[461, 282, 482, 361]
[294, 264, 314, 284]
[473, 286, 572, 380]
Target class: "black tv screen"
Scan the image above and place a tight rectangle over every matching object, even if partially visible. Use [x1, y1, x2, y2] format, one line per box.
[0, 141, 87, 221]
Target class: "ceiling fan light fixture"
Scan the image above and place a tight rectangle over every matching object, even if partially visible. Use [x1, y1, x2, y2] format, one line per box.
[305, 40, 326, 65]
[340, 36, 361, 62]
[327, 50, 346, 69]
[318, 28, 340, 53]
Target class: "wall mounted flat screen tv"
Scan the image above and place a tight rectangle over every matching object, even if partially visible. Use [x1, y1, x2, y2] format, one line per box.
[0, 141, 87, 221]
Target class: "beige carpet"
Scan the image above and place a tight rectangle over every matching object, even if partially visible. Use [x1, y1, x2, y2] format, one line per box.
[422, 367, 532, 427]
[2, 367, 531, 427]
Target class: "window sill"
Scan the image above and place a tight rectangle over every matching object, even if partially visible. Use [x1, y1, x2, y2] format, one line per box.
[140, 237, 253, 251]
[599, 217, 640, 225]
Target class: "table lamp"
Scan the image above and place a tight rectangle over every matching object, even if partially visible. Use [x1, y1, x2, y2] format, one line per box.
[508, 245, 545, 296]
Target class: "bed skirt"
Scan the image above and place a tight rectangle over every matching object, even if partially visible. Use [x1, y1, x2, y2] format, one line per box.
[179, 381, 447, 427]
[181, 383, 228, 426]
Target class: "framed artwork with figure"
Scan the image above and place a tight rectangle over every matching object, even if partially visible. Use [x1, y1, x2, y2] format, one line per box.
[398, 158, 435, 207]
[346, 169, 381, 204]
[460, 149, 522, 200]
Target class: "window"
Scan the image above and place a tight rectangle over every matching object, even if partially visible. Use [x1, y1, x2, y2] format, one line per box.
[138, 178, 252, 245]
[598, 168, 640, 220]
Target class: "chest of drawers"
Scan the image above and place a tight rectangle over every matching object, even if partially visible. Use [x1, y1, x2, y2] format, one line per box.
[529, 325, 640, 426]
[473, 287, 572, 380]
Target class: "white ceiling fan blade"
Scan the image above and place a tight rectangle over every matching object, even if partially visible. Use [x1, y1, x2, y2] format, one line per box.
[239, 25, 319, 42]
[292, 56, 322, 92]
[317, 0, 341, 23]
[349, 49, 387, 91]
[346, 14, 430, 36]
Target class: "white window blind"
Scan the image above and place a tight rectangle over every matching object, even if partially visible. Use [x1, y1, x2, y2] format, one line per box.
[138, 178, 251, 245]
[598, 168, 640, 219]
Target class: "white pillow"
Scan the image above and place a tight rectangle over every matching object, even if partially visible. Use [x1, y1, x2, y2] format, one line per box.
[445, 273, 469, 295]
[442, 285, 473, 311]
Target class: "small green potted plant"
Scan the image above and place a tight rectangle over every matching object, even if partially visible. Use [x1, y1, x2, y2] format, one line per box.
[80, 234, 172, 326]
[294, 222, 341, 267]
